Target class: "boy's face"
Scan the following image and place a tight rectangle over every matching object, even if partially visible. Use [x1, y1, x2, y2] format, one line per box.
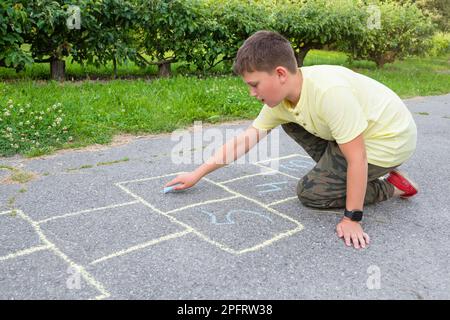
[242, 68, 287, 108]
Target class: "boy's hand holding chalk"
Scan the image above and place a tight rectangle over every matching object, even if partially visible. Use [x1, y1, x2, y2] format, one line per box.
[163, 184, 182, 194]
[163, 171, 202, 194]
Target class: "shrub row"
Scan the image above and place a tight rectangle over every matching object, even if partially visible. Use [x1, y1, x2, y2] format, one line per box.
[0, 0, 437, 79]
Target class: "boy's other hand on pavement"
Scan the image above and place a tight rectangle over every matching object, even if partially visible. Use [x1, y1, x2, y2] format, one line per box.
[336, 217, 370, 249]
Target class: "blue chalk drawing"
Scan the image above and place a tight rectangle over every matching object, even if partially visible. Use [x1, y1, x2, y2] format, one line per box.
[279, 159, 314, 171]
[255, 181, 289, 194]
[201, 209, 273, 225]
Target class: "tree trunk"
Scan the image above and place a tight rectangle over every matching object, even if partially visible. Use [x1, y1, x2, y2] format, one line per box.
[375, 51, 396, 68]
[113, 56, 118, 79]
[295, 47, 310, 67]
[158, 62, 171, 77]
[375, 58, 385, 69]
[50, 58, 65, 81]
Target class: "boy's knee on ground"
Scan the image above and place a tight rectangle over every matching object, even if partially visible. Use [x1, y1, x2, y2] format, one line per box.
[296, 178, 321, 207]
[296, 180, 308, 204]
[296, 177, 344, 209]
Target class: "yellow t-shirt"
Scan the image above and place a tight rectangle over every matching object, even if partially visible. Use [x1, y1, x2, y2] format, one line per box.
[252, 65, 417, 168]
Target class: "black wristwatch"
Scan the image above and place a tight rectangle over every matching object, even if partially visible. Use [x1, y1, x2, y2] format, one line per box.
[344, 209, 363, 222]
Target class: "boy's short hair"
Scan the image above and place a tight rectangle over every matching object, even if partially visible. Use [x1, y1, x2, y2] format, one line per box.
[233, 30, 298, 75]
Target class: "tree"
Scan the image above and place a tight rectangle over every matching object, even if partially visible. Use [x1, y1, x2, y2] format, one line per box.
[72, 0, 138, 79]
[343, 0, 435, 68]
[20, 0, 82, 80]
[271, 0, 365, 66]
[200, 0, 271, 71]
[386, 0, 449, 32]
[135, 0, 208, 77]
[0, 2, 33, 71]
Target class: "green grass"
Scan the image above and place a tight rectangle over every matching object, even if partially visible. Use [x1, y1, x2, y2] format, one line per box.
[304, 50, 450, 98]
[0, 76, 258, 157]
[1, 50, 449, 158]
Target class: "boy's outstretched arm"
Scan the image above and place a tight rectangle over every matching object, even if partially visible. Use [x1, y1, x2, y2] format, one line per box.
[336, 133, 370, 249]
[165, 125, 270, 190]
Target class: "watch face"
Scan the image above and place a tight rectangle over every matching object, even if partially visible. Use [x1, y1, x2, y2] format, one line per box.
[345, 210, 363, 221]
[352, 211, 363, 221]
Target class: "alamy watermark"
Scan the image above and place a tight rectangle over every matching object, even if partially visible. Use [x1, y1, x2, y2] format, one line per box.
[170, 121, 280, 170]
[66, 265, 82, 290]
[366, 5, 381, 30]
[366, 265, 381, 290]
[66, 5, 81, 30]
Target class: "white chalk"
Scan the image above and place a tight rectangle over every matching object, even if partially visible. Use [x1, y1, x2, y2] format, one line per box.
[163, 183, 182, 194]
[163, 186, 174, 194]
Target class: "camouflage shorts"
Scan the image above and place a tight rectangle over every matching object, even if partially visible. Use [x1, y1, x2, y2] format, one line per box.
[282, 122, 396, 209]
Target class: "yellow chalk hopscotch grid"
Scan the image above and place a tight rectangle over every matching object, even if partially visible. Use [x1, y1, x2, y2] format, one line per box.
[0, 153, 329, 299]
[0, 209, 111, 300]
[114, 153, 316, 256]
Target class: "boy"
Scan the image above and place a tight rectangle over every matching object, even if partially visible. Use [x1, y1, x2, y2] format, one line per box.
[165, 30, 418, 249]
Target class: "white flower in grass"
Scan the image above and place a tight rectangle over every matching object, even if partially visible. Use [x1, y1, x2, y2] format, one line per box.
[19, 108, 24, 114]
[6, 127, 12, 132]
[4, 111, 10, 117]
[68, 136, 73, 141]
[7, 99, 13, 105]
[25, 120, 30, 125]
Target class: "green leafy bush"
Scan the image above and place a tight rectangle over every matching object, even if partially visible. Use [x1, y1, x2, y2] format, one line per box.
[0, 0, 440, 77]
[342, 0, 435, 68]
[72, 0, 138, 78]
[135, 0, 208, 76]
[271, 0, 364, 66]
[0, 2, 33, 71]
[200, 0, 271, 69]
[427, 32, 450, 57]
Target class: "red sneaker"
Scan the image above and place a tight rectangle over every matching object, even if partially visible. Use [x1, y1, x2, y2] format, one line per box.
[386, 170, 419, 198]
